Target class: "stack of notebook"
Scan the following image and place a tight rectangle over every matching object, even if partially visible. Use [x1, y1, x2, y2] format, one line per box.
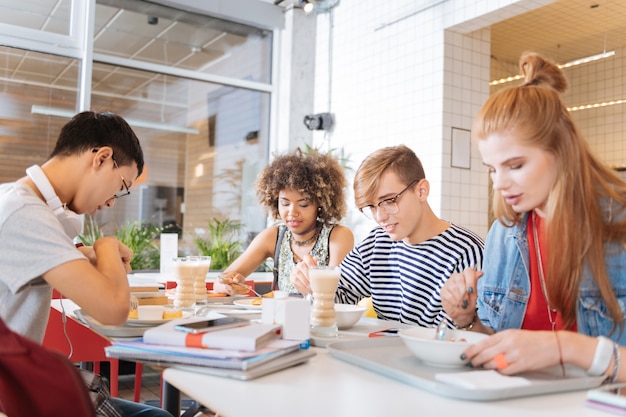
[105, 318, 314, 380]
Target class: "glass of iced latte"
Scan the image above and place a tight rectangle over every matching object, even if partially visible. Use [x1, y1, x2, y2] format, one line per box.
[309, 266, 340, 338]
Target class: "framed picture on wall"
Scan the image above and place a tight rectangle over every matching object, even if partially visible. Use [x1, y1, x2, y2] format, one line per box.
[451, 127, 471, 169]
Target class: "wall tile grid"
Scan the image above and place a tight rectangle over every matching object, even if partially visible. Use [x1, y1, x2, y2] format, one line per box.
[308, 0, 613, 241]
[440, 27, 490, 237]
[313, 0, 476, 241]
[568, 46, 626, 169]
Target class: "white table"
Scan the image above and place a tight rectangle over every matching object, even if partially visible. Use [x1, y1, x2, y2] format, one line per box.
[163, 347, 609, 417]
[161, 317, 609, 417]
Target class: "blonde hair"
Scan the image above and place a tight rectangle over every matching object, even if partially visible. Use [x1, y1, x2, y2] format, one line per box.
[472, 52, 626, 332]
[353, 145, 425, 209]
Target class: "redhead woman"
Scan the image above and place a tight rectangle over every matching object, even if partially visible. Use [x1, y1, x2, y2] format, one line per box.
[441, 52, 626, 382]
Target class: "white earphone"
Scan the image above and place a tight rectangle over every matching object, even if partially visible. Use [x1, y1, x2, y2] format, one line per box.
[26, 165, 83, 238]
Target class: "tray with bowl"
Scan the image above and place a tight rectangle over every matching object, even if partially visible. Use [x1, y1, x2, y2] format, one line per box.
[327, 328, 604, 401]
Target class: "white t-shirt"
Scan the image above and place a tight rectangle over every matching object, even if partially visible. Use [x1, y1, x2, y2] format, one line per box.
[0, 182, 85, 342]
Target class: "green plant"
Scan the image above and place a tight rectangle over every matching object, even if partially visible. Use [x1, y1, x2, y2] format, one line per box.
[194, 218, 244, 270]
[78, 216, 163, 271]
[115, 222, 163, 271]
[302, 143, 352, 172]
[77, 214, 103, 247]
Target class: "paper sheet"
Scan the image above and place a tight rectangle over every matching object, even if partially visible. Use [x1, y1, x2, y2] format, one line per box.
[435, 370, 532, 390]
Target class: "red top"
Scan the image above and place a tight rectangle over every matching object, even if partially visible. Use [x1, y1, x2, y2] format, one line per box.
[522, 213, 576, 331]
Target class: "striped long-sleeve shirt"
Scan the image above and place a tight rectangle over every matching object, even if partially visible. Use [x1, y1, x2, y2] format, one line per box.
[337, 224, 484, 327]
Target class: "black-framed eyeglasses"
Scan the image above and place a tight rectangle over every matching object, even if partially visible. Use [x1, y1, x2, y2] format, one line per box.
[359, 179, 420, 220]
[112, 158, 131, 199]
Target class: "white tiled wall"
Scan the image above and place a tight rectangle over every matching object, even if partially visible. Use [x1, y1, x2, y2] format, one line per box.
[567, 47, 626, 168]
[489, 46, 626, 171]
[308, 0, 545, 241]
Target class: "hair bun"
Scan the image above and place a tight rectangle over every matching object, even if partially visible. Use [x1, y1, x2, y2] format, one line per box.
[519, 51, 568, 93]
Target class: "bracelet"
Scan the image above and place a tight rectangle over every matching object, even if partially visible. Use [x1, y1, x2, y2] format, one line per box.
[611, 342, 621, 383]
[554, 331, 565, 377]
[587, 336, 614, 376]
[454, 311, 477, 331]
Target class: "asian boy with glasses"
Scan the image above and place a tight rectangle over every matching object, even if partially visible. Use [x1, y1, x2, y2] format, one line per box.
[0, 111, 173, 417]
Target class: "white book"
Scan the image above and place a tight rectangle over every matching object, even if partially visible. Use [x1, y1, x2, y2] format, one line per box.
[143, 319, 282, 352]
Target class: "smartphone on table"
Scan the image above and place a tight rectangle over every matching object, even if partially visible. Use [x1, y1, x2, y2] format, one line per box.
[586, 383, 626, 415]
[174, 317, 249, 334]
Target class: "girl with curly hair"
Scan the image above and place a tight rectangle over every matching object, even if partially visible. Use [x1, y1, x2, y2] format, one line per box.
[442, 52, 626, 382]
[215, 148, 354, 295]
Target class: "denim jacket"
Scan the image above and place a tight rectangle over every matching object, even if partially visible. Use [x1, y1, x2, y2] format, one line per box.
[478, 207, 626, 344]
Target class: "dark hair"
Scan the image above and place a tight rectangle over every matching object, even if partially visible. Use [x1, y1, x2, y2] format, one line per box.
[49, 111, 144, 177]
[255, 148, 347, 224]
[353, 144, 425, 209]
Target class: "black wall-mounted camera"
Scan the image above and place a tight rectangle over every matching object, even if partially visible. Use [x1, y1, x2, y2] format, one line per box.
[303, 112, 334, 131]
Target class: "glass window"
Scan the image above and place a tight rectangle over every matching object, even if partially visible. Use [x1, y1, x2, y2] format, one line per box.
[0, 1, 275, 260]
[94, 2, 272, 84]
[0, 0, 72, 35]
[89, 63, 270, 251]
[0, 46, 77, 182]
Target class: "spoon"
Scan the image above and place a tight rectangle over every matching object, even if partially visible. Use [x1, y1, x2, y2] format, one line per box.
[436, 298, 469, 340]
[232, 282, 265, 298]
[436, 266, 479, 340]
[435, 319, 454, 341]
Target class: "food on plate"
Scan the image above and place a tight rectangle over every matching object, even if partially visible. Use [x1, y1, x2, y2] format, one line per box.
[251, 298, 263, 306]
[263, 291, 274, 298]
[162, 308, 183, 319]
[207, 292, 228, 298]
[128, 309, 138, 319]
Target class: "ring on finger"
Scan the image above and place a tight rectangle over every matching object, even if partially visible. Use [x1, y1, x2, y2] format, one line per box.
[494, 353, 509, 370]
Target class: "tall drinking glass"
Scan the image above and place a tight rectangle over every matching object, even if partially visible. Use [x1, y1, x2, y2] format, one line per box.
[188, 255, 211, 307]
[309, 266, 340, 338]
[173, 257, 195, 309]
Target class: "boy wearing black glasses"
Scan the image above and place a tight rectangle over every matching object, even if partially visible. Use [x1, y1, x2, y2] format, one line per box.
[0, 111, 173, 417]
[292, 145, 484, 329]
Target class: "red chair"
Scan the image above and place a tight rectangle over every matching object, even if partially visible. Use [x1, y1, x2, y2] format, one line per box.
[43, 297, 143, 402]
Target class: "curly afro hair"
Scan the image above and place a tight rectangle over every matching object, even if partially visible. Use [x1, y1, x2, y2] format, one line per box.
[255, 148, 348, 225]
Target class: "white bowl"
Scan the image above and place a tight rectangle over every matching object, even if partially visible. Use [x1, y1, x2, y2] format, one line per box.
[399, 326, 488, 368]
[334, 304, 367, 330]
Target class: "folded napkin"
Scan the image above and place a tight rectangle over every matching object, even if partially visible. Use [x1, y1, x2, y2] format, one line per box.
[435, 370, 532, 390]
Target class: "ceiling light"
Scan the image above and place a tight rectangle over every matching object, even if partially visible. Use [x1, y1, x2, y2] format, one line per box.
[299, 0, 314, 14]
[490, 50, 616, 86]
[559, 50, 615, 68]
[568, 98, 626, 112]
[31, 105, 200, 135]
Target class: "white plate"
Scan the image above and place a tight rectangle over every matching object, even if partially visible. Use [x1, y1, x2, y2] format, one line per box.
[205, 305, 262, 316]
[233, 298, 263, 310]
[126, 311, 192, 326]
[203, 294, 248, 304]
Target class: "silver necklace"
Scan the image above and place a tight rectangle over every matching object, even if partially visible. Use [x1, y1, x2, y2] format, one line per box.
[291, 226, 320, 247]
[532, 212, 558, 331]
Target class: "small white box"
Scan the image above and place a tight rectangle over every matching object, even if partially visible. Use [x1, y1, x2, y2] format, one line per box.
[261, 297, 310, 341]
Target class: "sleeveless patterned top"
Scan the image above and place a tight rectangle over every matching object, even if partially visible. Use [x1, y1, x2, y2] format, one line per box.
[276, 223, 334, 294]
